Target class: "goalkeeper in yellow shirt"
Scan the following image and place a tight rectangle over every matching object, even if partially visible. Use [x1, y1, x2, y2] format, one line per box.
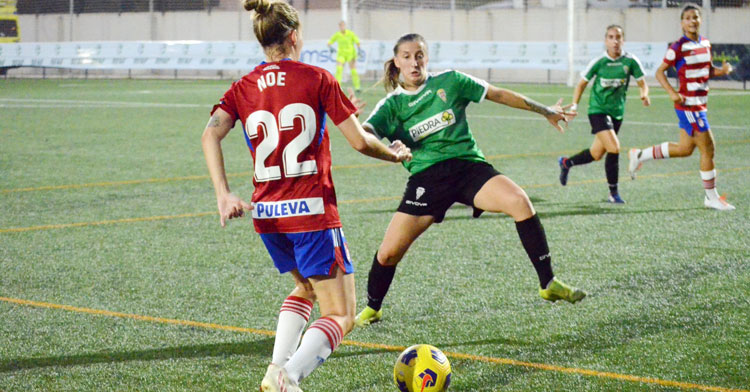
[328, 21, 361, 92]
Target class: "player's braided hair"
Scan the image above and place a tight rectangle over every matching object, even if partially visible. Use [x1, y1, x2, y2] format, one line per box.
[243, 0, 299, 48]
[383, 33, 427, 92]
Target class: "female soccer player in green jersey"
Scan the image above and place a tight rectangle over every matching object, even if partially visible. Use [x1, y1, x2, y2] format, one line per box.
[355, 33, 587, 327]
[327, 20, 362, 92]
[558, 25, 650, 203]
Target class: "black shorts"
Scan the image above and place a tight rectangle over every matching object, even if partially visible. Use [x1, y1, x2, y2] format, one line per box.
[589, 113, 623, 135]
[397, 159, 501, 223]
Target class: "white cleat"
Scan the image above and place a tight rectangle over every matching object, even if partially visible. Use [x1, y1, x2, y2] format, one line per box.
[628, 148, 642, 180]
[260, 364, 303, 392]
[704, 196, 735, 211]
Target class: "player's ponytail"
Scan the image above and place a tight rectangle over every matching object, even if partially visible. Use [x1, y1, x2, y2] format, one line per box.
[383, 58, 400, 92]
[243, 0, 299, 49]
[243, 0, 270, 13]
[382, 33, 427, 92]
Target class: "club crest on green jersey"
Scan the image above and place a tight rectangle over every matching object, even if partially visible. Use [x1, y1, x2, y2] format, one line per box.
[437, 89, 447, 103]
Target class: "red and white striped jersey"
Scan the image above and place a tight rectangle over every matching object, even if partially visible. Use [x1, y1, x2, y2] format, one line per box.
[663, 35, 712, 112]
[212, 60, 357, 234]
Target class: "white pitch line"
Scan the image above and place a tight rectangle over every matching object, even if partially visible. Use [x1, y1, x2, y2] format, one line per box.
[0, 98, 203, 108]
[511, 91, 750, 98]
[467, 114, 749, 130]
[1, 97, 747, 131]
[0, 104, 202, 109]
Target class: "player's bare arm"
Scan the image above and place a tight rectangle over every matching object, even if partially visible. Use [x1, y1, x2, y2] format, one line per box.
[338, 116, 411, 163]
[637, 79, 651, 106]
[486, 85, 556, 115]
[201, 108, 252, 227]
[655, 62, 683, 104]
[485, 85, 572, 132]
[571, 79, 589, 112]
[523, 97, 558, 116]
[710, 60, 733, 78]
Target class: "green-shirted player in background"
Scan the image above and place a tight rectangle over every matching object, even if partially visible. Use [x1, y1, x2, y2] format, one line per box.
[327, 20, 361, 92]
[355, 33, 587, 327]
[558, 25, 650, 203]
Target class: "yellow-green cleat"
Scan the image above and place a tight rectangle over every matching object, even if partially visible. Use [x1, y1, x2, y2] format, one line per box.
[539, 278, 586, 304]
[354, 306, 383, 326]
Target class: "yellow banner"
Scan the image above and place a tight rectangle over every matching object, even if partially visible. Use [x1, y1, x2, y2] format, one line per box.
[0, 0, 17, 14]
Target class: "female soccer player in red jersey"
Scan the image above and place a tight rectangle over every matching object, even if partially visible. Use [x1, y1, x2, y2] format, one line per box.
[201, 1, 411, 391]
[628, 3, 735, 210]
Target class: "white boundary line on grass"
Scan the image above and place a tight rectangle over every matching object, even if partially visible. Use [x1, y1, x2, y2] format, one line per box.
[1, 97, 747, 130]
[511, 91, 750, 98]
[467, 114, 749, 130]
[0, 98, 203, 109]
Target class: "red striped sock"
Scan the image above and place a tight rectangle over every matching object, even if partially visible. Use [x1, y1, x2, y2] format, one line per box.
[285, 317, 344, 383]
[280, 296, 313, 322]
[652, 145, 663, 159]
[272, 296, 313, 366]
[308, 317, 343, 351]
[700, 170, 720, 199]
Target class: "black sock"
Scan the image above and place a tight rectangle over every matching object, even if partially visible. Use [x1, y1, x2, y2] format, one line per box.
[567, 149, 594, 167]
[366, 252, 397, 311]
[605, 153, 619, 194]
[515, 214, 554, 289]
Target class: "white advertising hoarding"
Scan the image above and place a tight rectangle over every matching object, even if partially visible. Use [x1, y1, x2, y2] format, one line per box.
[0, 40, 666, 75]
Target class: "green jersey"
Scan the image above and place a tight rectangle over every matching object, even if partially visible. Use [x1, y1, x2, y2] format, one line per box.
[582, 52, 645, 120]
[363, 70, 489, 174]
[327, 30, 360, 56]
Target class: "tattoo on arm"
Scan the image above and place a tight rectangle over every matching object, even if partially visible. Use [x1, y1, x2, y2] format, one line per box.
[207, 115, 222, 128]
[523, 98, 555, 116]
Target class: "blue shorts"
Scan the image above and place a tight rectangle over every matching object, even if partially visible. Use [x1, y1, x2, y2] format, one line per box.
[260, 227, 353, 279]
[675, 109, 710, 136]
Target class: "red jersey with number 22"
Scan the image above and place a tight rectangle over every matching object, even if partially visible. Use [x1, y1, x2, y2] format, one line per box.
[212, 60, 357, 234]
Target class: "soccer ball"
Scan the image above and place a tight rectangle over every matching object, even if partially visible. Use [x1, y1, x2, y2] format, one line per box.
[393, 344, 452, 392]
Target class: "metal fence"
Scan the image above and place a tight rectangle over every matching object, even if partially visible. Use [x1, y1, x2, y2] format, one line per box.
[350, 0, 749, 9]
[12, 0, 750, 13]
[16, 0, 221, 14]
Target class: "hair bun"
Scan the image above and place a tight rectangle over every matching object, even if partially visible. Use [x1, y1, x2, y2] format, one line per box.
[244, 0, 272, 14]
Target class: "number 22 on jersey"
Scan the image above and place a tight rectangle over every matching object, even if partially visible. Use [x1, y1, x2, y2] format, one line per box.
[245, 103, 319, 182]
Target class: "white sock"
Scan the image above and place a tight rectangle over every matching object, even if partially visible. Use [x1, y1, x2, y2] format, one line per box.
[660, 142, 670, 158]
[700, 169, 720, 200]
[285, 317, 343, 383]
[272, 296, 313, 367]
[639, 142, 669, 163]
